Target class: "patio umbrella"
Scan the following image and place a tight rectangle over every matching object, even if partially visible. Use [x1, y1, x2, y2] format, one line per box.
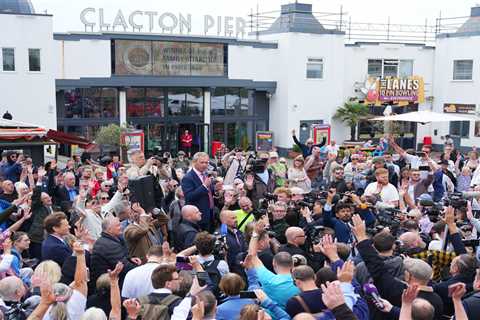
[370, 110, 475, 124]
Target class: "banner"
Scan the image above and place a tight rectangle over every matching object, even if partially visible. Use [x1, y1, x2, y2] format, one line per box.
[443, 103, 476, 114]
[364, 76, 425, 105]
[115, 40, 224, 76]
[256, 131, 273, 152]
[122, 131, 144, 162]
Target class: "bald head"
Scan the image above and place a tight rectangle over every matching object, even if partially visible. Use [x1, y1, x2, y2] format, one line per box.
[399, 232, 423, 249]
[286, 227, 305, 246]
[182, 205, 202, 223]
[411, 298, 434, 320]
[220, 210, 237, 228]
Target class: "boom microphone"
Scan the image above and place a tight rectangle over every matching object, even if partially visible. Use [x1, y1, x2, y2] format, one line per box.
[363, 283, 385, 310]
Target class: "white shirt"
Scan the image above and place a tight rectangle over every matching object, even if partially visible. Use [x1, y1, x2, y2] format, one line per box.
[364, 182, 400, 204]
[43, 289, 86, 320]
[121, 262, 160, 298]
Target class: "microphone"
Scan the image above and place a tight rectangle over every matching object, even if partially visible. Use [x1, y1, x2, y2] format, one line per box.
[363, 283, 385, 310]
[220, 223, 228, 237]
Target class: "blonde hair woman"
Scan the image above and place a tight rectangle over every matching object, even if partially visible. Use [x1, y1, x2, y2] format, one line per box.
[288, 155, 311, 193]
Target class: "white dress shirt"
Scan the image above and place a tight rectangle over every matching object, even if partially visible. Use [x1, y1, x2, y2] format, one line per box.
[121, 262, 160, 298]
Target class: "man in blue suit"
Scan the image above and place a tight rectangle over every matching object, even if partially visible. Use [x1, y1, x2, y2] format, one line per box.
[181, 152, 214, 232]
[41, 212, 72, 266]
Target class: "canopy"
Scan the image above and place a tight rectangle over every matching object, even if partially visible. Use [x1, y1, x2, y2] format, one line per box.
[370, 110, 475, 123]
[46, 130, 94, 149]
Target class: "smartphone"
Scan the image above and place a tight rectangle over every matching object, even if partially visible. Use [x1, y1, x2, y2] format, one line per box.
[239, 291, 257, 299]
[418, 165, 430, 171]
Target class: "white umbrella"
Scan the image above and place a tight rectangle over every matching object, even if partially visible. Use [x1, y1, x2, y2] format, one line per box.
[371, 110, 475, 123]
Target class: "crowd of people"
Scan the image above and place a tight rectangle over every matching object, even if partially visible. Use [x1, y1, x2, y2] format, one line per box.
[0, 131, 480, 320]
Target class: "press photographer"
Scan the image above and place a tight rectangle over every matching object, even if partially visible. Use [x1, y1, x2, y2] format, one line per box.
[323, 189, 376, 244]
[244, 153, 276, 208]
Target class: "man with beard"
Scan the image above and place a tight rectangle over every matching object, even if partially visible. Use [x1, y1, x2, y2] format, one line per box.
[364, 168, 399, 207]
[323, 189, 375, 244]
[0, 151, 22, 182]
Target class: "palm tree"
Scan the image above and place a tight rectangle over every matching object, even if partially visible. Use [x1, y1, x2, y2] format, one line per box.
[333, 102, 369, 141]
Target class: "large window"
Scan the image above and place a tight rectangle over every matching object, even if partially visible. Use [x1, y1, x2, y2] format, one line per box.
[306, 58, 324, 79]
[212, 88, 252, 116]
[367, 59, 413, 77]
[450, 121, 470, 138]
[127, 88, 164, 117]
[453, 60, 473, 80]
[167, 88, 203, 116]
[28, 48, 41, 72]
[1, 48, 15, 71]
[59, 88, 118, 119]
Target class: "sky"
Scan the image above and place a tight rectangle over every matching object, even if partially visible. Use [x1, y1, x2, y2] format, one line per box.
[33, 0, 478, 34]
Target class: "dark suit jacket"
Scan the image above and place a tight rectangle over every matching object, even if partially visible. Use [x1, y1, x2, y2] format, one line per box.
[47, 169, 76, 214]
[41, 234, 72, 267]
[181, 169, 213, 229]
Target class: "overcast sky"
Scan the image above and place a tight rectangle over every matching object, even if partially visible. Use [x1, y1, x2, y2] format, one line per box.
[33, 0, 478, 34]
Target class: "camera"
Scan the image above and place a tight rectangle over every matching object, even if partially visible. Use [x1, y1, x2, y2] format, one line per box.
[444, 193, 467, 209]
[264, 193, 278, 202]
[252, 159, 267, 174]
[212, 232, 228, 259]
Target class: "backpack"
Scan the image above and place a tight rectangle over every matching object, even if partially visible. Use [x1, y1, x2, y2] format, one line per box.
[202, 259, 222, 297]
[138, 294, 181, 320]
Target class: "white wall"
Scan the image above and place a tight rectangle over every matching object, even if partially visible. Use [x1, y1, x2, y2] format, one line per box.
[0, 14, 56, 129]
[430, 36, 480, 148]
[228, 44, 279, 82]
[55, 39, 112, 79]
[258, 32, 348, 148]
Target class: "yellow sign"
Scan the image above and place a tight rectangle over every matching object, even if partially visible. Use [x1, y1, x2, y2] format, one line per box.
[364, 76, 425, 106]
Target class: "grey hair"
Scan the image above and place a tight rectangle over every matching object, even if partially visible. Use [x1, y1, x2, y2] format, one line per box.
[80, 308, 108, 320]
[49, 283, 74, 320]
[101, 216, 118, 232]
[403, 258, 432, 282]
[0, 276, 24, 301]
[192, 152, 209, 162]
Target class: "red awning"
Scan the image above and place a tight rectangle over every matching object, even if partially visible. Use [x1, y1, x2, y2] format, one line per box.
[46, 130, 95, 149]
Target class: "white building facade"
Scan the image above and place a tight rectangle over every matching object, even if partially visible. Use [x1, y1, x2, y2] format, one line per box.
[2, 1, 480, 155]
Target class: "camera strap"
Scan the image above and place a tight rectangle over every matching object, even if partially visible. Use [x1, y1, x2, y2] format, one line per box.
[238, 211, 254, 231]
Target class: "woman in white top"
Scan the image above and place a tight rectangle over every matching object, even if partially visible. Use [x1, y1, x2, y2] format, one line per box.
[287, 155, 311, 193]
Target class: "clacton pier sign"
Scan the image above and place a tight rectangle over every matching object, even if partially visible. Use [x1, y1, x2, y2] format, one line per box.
[80, 8, 247, 37]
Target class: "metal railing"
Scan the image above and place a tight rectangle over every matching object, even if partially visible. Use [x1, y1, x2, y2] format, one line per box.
[246, 7, 476, 45]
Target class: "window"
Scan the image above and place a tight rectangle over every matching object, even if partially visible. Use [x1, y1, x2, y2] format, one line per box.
[450, 121, 470, 138]
[211, 88, 226, 115]
[28, 48, 41, 72]
[399, 60, 413, 77]
[127, 88, 146, 117]
[383, 60, 398, 77]
[306, 58, 324, 79]
[453, 60, 473, 80]
[2, 48, 15, 71]
[475, 121, 480, 137]
[60, 88, 118, 119]
[367, 59, 382, 77]
[368, 59, 413, 77]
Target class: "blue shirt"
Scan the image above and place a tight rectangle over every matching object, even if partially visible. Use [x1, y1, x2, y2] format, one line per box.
[255, 266, 300, 309]
[257, 169, 269, 185]
[216, 296, 256, 320]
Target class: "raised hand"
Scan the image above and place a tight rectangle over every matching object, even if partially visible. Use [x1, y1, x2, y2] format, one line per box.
[402, 284, 419, 305]
[108, 262, 124, 281]
[318, 234, 339, 261]
[449, 282, 467, 301]
[351, 214, 367, 241]
[337, 260, 355, 283]
[191, 300, 205, 320]
[321, 281, 345, 310]
[72, 241, 85, 255]
[123, 299, 141, 319]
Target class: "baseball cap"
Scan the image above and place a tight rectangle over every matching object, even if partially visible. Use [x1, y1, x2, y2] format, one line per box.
[269, 152, 279, 158]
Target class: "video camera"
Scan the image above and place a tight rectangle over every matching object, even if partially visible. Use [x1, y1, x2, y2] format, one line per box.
[444, 192, 468, 209]
[212, 232, 228, 259]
